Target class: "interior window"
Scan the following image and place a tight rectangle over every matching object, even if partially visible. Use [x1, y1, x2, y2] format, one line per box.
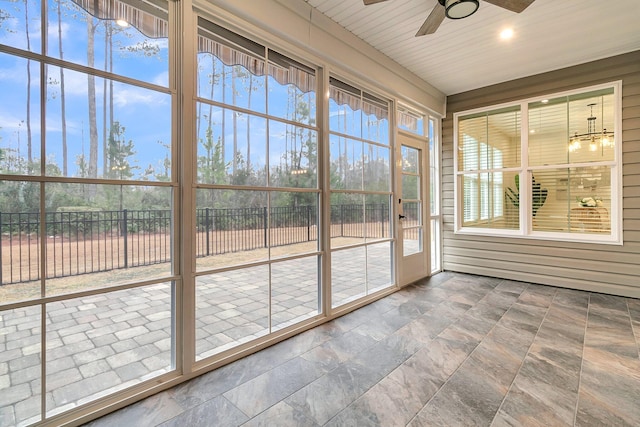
[455, 84, 620, 243]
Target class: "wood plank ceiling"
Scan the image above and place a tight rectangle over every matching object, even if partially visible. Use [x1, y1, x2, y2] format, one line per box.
[303, 0, 640, 95]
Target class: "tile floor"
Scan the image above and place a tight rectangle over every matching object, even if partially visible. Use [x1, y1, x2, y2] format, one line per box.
[85, 272, 640, 427]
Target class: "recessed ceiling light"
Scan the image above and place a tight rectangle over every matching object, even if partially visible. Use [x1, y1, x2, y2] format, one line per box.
[500, 28, 514, 40]
[116, 19, 129, 27]
[541, 99, 549, 104]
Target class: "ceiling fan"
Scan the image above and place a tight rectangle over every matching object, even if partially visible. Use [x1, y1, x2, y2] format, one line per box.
[363, 0, 536, 36]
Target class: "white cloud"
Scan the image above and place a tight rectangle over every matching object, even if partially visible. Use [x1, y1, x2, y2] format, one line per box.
[47, 20, 70, 42]
[152, 71, 169, 87]
[0, 110, 27, 133]
[112, 86, 166, 108]
[48, 68, 105, 98]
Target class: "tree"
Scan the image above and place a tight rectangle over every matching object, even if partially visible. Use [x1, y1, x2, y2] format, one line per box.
[23, 0, 33, 168]
[55, 0, 69, 175]
[107, 121, 138, 180]
[155, 140, 171, 182]
[75, 153, 89, 178]
[198, 127, 228, 186]
[87, 18, 99, 178]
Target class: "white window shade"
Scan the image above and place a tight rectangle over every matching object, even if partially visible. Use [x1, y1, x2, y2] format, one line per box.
[457, 107, 520, 230]
[530, 168, 611, 234]
[458, 107, 520, 172]
[529, 89, 615, 166]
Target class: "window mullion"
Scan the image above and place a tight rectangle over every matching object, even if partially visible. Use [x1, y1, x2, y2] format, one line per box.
[521, 101, 529, 234]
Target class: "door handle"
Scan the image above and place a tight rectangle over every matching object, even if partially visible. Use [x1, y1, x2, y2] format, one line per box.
[399, 214, 406, 219]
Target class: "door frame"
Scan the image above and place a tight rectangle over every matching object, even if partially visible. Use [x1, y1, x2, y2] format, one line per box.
[396, 131, 431, 286]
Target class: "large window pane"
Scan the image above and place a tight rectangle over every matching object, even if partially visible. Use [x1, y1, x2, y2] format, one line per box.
[458, 107, 520, 171]
[0, 0, 41, 53]
[329, 85, 361, 138]
[329, 135, 362, 190]
[196, 266, 269, 360]
[45, 283, 173, 417]
[331, 246, 366, 308]
[197, 19, 267, 113]
[461, 171, 517, 229]
[364, 194, 390, 241]
[362, 100, 389, 145]
[0, 53, 41, 176]
[197, 57, 266, 113]
[195, 189, 268, 271]
[45, 67, 171, 179]
[267, 59, 316, 126]
[363, 143, 390, 191]
[397, 107, 424, 136]
[43, 183, 172, 296]
[0, 305, 41, 426]
[271, 256, 319, 332]
[403, 201, 422, 256]
[269, 121, 317, 189]
[330, 193, 364, 248]
[529, 89, 615, 166]
[269, 192, 318, 257]
[0, 181, 41, 303]
[530, 168, 611, 233]
[402, 174, 419, 200]
[196, 105, 266, 186]
[367, 242, 392, 293]
[47, 0, 169, 84]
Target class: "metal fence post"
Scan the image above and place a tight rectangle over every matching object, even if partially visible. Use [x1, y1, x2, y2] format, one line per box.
[307, 205, 311, 241]
[205, 208, 211, 256]
[123, 209, 128, 268]
[340, 204, 344, 237]
[380, 203, 384, 237]
[263, 206, 268, 248]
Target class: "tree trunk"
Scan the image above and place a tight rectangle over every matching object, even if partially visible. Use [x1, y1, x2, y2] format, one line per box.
[57, 0, 68, 176]
[87, 19, 99, 178]
[231, 66, 237, 174]
[221, 67, 226, 165]
[246, 75, 252, 170]
[24, 0, 33, 167]
[102, 23, 110, 175]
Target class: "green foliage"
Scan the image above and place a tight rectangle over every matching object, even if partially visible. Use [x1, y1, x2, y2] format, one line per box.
[198, 127, 229, 185]
[506, 174, 548, 217]
[107, 121, 138, 180]
[75, 153, 89, 178]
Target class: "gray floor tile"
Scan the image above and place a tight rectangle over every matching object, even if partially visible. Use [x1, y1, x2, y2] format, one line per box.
[61, 273, 640, 427]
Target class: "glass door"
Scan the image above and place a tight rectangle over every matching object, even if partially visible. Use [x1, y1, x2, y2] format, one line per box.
[397, 133, 430, 285]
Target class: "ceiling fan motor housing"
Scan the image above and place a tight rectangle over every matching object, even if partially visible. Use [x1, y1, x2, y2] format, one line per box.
[439, 0, 480, 19]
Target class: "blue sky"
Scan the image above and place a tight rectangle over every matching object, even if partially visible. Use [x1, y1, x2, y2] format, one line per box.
[0, 0, 390, 182]
[0, 0, 171, 178]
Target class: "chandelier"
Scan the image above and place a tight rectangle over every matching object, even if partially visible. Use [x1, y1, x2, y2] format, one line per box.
[568, 103, 614, 153]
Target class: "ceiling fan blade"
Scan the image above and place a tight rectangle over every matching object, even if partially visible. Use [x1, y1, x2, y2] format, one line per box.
[483, 0, 536, 13]
[363, 0, 390, 5]
[415, 4, 445, 37]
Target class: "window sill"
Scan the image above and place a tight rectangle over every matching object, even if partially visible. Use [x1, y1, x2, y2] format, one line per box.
[454, 227, 622, 246]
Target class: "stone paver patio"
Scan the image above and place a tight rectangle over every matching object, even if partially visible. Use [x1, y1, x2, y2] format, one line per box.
[0, 242, 398, 426]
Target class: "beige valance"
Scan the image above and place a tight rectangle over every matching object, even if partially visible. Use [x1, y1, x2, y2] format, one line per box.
[72, 0, 388, 119]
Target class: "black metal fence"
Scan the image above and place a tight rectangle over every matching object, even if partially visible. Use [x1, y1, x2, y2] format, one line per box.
[1, 204, 397, 285]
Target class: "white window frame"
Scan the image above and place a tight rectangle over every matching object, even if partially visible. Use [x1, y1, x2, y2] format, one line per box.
[454, 81, 623, 245]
